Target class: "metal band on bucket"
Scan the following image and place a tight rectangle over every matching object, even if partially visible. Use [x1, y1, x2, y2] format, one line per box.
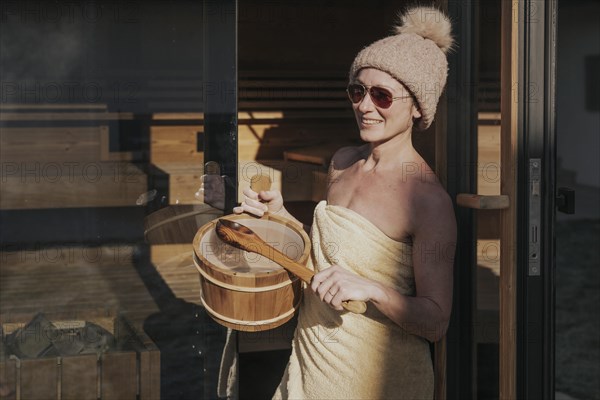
[200, 295, 301, 326]
[193, 256, 298, 293]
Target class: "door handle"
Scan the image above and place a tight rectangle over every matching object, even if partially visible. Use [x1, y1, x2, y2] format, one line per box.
[456, 194, 510, 209]
[556, 187, 575, 214]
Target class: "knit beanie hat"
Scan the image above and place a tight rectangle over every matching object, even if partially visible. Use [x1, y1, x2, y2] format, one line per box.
[349, 6, 454, 130]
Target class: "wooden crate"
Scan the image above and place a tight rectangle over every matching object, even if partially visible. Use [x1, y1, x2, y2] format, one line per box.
[0, 310, 159, 400]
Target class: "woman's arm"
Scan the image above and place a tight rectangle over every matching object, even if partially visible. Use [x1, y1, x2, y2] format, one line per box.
[375, 191, 456, 341]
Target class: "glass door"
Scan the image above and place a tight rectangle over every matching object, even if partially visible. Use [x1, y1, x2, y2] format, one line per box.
[554, 1, 600, 400]
[448, 0, 566, 399]
[0, 1, 236, 398]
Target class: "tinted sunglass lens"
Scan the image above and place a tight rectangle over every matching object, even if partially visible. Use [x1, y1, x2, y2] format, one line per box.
[347, 84, 366, 103]
[369, 87, 393, 108]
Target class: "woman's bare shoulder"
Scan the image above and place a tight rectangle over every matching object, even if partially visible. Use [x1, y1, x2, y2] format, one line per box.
[398, 158, 454, 228]
[330, 144, 368, 171]
[411, 174, 456, 239]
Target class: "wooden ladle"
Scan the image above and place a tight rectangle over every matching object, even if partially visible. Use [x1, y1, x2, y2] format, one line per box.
[215, 219, 367, 314]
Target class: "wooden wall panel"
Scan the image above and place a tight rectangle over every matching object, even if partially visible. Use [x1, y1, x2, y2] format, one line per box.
[0, 127, 103, 163]
[238, 2, 397, 71]
[150, 125, 203, 165]
[0, 162, 147, 210]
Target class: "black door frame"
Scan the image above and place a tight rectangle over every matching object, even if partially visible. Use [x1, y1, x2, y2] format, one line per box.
[203, 0, 239, 214]
[516, 0, 557, 398]
[445, 1, 477, 398]
[202, 1, 238, 398]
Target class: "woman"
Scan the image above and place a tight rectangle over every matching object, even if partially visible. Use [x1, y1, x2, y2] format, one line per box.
[233, 6, 456, 399]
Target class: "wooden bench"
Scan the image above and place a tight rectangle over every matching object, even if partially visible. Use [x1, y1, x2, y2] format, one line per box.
[149, 72, 359, 205]
[0, 104, 147, 210]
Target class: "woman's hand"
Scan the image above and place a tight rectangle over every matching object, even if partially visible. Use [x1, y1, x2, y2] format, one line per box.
[310, 265, 382, 311]
[233, 187, 285, 217]
[196, 173, 226, 210]
[233, 187, 307, 232]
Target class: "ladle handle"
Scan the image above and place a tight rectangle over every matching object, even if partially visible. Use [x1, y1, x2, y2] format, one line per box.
[341, 299, 368, 314]
[268, 247, 367, 314]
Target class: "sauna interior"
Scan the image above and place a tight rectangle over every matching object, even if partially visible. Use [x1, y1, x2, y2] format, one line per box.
[0, 1, 502, 398]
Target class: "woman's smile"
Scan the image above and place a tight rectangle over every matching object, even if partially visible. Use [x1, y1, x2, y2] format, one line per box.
[360, 116, 384, 126]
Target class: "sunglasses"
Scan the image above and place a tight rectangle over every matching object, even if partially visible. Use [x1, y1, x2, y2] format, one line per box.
[346, 83, 412, 109]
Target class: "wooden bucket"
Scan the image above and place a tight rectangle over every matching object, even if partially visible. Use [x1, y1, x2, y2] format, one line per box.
[192, 213, 310, 332]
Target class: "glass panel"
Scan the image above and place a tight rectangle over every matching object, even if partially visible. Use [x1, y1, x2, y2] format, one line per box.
[555, 1, 600, 400]
[475, 1, 502, 399]
[0, 1, 230, 398]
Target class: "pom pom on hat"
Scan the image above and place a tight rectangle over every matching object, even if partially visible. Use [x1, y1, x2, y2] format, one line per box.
[349, 6, 454, 130]
[395, 6, 454, 54]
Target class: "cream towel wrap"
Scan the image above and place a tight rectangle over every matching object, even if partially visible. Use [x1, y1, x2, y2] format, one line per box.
[273, 201, 433, 400]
